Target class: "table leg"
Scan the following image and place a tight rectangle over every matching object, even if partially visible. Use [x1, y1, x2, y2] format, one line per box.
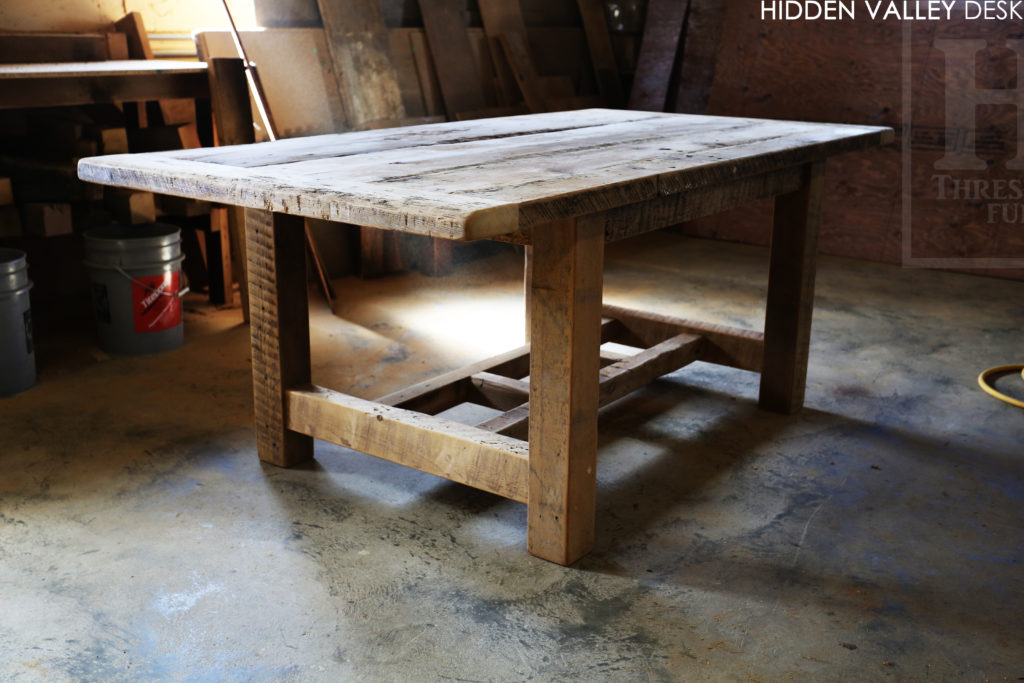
[245, 209, 314, 466]
[527, 214, 604, 565]
[759, 161, 825, 414]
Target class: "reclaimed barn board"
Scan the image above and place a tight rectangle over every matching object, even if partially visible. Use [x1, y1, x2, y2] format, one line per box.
[759, 161, 824, 415]
[670, 0, 726, 114]
[316, 0, 406, 127]
[79, 110, 892, 242]
[0, 32, 123, 63]
[195, 29, 346, 137]
[417, 0, 488, 119]
[115, 11, 177, 128]
[0, 61, 208, 110]
[628, 0, 689, 112]
[288, 386, 530, 502]
[244, 209, 313, 467]
[389, 29, 429, 118]
[575, 0, 624, 105]
[527, 214, 604, 565]
[477, 0, 536, 107]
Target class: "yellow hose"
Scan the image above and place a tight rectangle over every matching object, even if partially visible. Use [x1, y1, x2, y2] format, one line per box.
[977, 364, 1024, 409]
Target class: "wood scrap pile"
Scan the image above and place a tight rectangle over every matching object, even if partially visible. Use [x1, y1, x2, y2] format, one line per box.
[0, 14, 235, 304]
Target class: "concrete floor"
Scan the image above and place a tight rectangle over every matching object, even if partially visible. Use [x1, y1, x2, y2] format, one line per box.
[1, 232, 1022, 681]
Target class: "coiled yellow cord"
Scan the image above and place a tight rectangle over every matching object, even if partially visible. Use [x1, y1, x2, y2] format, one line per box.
[977, 364, 1024, 409]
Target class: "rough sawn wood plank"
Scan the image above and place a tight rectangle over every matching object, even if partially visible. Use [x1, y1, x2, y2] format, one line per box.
[78, 110, 893, 241]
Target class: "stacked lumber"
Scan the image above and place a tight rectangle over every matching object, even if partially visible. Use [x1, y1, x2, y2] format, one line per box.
[0, 16, 207, 239]
[244, 0, 628, 121]
[0, 15, 241, 305]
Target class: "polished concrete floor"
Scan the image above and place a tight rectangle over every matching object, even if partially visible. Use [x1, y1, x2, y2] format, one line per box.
[1, 233, 1022, 681]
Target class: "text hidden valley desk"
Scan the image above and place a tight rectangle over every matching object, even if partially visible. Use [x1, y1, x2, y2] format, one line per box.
[78, 109, 893, 565]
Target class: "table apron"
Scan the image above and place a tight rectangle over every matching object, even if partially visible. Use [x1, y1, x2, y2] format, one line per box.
[499, 164, 806, 245]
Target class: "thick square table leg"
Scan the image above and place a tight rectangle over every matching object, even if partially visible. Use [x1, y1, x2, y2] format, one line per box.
[759, 161, 825, 414]
[244, 209, 314, 466]
[527, 215, 604, 565]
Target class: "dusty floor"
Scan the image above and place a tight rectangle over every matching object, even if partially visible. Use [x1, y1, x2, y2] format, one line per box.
[1, 232, 1022, 681]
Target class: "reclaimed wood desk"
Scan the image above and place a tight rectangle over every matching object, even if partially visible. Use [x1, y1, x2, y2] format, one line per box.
[79, 109, 893, 565]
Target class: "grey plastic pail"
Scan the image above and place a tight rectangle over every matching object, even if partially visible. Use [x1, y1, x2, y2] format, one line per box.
[84, 224, 186, 354]
[0, 248, 35, 396]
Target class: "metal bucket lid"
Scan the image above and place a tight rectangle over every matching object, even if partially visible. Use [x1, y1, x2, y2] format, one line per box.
[84, 223, 181, 250]
[83, 223, 182, 269]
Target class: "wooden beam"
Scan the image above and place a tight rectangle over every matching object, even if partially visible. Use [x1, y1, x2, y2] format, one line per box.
[417, 0, 488, 119]
[527, 214, 604, 565]
[105, 33, 129, 61]
[207, 58, 254, 146]
[759, 161, 825, 414]
[476, 332, 704, 440]
[574, 0, 624, 105]
[115, 12, 182, 126]
[603, 166, 805, 242]
[0, 32, 115, 63]
[628, 0, 690, 111]
[288, 385, 529, 502]
[376, 344, 531, 411]
[0, 61, 209, 110]
[598, 333, 702, 404]
[245, 209, 313, 466]
[317, 0, 406, 127]
[498, 33, 546, 113]
[115, 12, 155, 59]
[476, 404, 530, 440]
[601, 303, 764, 372]
[378, 315, 621, 415]
[477, 0, 535, 108]
[408, 29, 447, 117]
[670, 0, 727, 114]
[470, 372, 530, 411]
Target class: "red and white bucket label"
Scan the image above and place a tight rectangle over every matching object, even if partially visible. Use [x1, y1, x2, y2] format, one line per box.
[131, 272, 181, 333]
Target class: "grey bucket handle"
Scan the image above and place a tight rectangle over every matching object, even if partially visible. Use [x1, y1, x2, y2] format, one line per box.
[83, 259, 191, 299]
[114, 266, 191, 299]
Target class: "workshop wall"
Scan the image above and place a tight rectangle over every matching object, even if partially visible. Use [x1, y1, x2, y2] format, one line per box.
[686, 3, 1024, 280]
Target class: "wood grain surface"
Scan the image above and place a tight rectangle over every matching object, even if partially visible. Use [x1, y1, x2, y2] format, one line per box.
[79, 109, 891, 241]
[316, 0, 406, 127]
[417, 0, 488, 118]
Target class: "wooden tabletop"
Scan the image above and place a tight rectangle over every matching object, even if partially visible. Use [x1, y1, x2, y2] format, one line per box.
[78, 109, 893, 240]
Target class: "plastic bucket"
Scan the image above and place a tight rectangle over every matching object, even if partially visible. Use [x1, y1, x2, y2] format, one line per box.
[0, 248, 35, 396]
[83, 223, 187, 354]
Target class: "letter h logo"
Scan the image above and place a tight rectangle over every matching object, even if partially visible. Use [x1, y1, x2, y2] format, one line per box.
[933, 39, 1024, 171]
